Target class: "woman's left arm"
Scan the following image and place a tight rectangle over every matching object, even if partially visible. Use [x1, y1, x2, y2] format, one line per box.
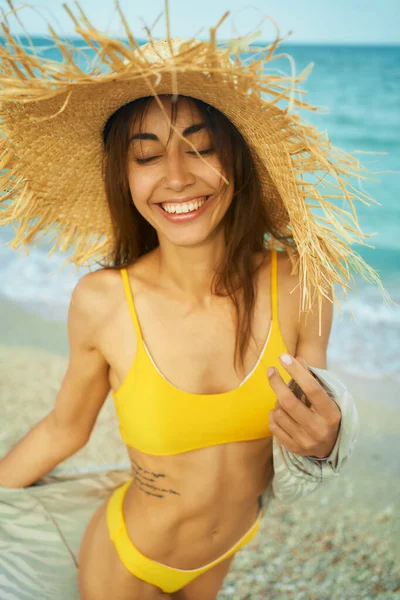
[267, 288, 360, 502]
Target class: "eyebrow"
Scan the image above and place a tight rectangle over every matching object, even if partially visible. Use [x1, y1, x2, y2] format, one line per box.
[129, 122, 206, 143]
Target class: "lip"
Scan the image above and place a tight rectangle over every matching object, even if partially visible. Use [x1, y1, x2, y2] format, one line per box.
[153, 195, 213, 223]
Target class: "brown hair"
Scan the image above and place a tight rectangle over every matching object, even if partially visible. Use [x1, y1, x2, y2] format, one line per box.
[100, 95, 295, 376]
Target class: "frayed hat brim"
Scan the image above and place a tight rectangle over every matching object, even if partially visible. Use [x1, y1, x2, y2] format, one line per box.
[0, 0, 394, 315]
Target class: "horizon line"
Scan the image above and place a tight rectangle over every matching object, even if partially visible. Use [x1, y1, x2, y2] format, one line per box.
[1, 34, 400, 47]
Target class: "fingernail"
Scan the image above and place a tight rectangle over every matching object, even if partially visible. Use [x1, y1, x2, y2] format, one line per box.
[280, 353, 293, 365]
[267, 367, 275, 377]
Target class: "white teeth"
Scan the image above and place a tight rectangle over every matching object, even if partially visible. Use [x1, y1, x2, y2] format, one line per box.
[161, 197, 208, 214]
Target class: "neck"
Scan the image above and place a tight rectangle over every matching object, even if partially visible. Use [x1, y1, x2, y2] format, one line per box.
[154, 235, 226, 306]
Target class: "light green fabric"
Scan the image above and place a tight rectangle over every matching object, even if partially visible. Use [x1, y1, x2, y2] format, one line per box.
[0, 470, 132, 600]
[0, 346, 136, 598]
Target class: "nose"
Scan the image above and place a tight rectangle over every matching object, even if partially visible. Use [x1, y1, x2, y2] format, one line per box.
[163, 149, 196, 192]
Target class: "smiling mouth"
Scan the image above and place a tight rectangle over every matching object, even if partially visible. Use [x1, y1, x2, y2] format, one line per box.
[159, 196, 210, 214]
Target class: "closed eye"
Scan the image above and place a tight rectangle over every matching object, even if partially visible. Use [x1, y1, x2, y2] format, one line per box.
[135, 148, 214, 164]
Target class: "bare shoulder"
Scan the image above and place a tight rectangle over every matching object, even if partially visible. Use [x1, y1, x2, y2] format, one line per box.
[257, 247, 297, 277]
[273, 248, 302, 311]
[276, 247, 333, 315]
[71, 267, 120, 313]
[69, 267, 123, 350]
[255, 248, 299, 301]
[275, 249, 333, 365]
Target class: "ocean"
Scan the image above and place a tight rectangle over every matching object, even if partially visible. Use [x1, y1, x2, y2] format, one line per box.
[0, 37, 399, 383]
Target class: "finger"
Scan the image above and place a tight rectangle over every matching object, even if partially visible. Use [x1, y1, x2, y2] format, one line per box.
[272, 404, 310, 442]
[277, 353, 335, 419]
[269, 412, 299, 454]
[268, 366, 318, 433]
[274, 405, 324, 452]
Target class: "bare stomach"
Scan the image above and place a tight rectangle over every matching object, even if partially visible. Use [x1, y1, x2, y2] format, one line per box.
[121, 437, 274, 569]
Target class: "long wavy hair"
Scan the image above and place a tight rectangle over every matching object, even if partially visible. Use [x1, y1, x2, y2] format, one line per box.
[100, 94, 294, 375]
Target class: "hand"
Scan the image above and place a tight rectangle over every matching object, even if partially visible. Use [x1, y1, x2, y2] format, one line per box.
[267, 354, 342, 458]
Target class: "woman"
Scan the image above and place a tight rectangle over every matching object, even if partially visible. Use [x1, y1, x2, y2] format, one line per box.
[76, 93, 340, 600]
[0, 4, 386, 599]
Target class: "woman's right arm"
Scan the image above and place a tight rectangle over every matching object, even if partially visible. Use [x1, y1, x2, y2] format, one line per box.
[0, 272, 112, 489]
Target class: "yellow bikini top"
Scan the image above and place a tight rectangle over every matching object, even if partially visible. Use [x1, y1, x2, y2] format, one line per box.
[111, 249, 291, 455]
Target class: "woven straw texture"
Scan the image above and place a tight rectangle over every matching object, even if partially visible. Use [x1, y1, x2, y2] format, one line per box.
[0, 0, 392, 314]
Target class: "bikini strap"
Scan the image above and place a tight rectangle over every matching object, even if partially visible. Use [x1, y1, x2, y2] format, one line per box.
[270, 248, 279, 322]
[120, 268, 143, 342]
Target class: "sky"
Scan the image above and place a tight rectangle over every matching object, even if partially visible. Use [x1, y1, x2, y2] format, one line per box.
[1, 0, 399, 45]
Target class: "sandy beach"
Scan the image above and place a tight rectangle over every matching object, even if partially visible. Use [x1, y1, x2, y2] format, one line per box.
[0, 298, 399, 599]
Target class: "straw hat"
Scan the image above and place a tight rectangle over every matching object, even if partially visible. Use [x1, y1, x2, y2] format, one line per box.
[0, 0, 392, 314]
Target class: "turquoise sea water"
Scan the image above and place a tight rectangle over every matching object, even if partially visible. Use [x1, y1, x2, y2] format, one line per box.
[0, 37, 399, 381]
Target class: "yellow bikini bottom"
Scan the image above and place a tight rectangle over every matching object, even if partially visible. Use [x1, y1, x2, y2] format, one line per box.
[106, 478, 264, 594]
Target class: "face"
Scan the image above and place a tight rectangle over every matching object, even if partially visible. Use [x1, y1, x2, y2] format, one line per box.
[126, 96, 234, 248]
